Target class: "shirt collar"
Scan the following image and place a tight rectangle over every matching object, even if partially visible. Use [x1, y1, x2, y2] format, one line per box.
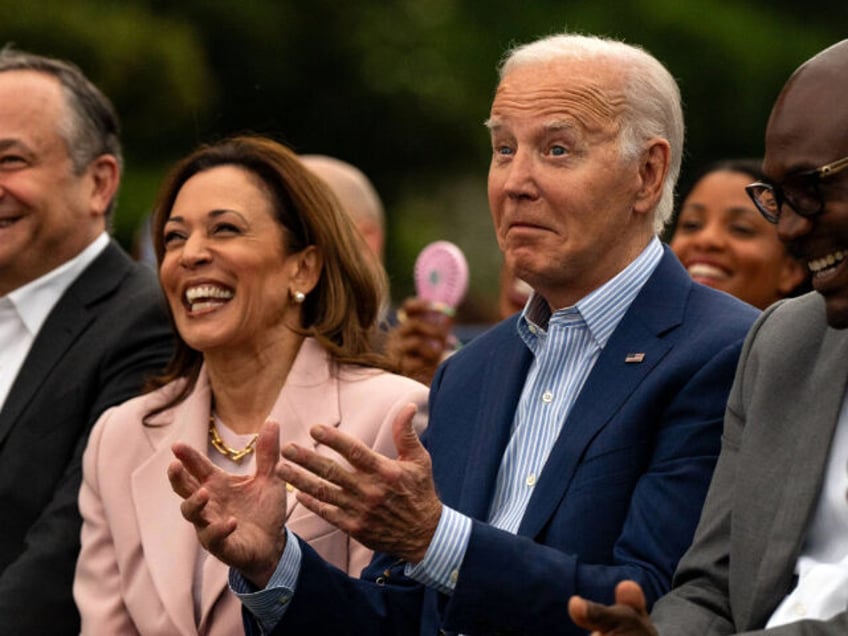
[5, 232, 110, 335]
[519, 236, 663, 349]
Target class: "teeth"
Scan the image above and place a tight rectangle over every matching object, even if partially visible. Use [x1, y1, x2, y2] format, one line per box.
[185, 285, 234, 303]
[808, 250, 846, 274]
[687, 263, 727, 279]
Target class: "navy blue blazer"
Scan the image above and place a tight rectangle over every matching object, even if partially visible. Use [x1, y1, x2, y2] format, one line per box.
[269, 247, 759, 635]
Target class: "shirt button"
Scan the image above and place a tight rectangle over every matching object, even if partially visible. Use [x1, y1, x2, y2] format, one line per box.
[526, 473, 536, 487]
[792, 602, 806, 617]
[279, 594, 290, 604]
[450, 569, 459, 584]
[528, 325, 537, 334]
[542, 390, 553, 403]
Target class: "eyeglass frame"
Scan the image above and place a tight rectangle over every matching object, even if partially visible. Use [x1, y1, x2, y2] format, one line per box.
[744, 153, 848, 224]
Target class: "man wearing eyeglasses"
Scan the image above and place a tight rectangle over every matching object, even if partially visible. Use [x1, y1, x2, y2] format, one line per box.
[569, 38, 848, 636]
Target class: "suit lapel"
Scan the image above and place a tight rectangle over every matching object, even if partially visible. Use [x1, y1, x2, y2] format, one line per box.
[457, 322, 532, 520]
[745, 325, 848, 623]
[196, 338, 341, 626]
[0, 242, 131, 444]
[132, 376, 212, 636]
[517, 251, 687, 537]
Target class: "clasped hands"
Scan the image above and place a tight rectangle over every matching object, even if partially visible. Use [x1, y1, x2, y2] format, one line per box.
[167, 403, 442, 588]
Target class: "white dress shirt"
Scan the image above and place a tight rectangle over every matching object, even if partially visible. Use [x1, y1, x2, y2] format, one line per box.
[0, 233, 109, 411]
[766, 390, 848, 627]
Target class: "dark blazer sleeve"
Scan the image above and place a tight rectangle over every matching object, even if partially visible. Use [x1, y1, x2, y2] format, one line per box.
[0, 247, 173, 636]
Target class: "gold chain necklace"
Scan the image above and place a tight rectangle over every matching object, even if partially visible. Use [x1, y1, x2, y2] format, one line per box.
[208, 414, 259, 463]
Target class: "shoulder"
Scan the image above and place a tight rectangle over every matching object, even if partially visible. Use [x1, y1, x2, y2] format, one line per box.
[337, 365, 429, 401]
[90, 381, 182, 439]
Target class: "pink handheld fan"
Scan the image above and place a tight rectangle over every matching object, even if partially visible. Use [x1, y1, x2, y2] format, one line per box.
[413, 241, 469, 316]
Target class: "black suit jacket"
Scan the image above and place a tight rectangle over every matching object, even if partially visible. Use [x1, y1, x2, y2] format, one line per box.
[0, 240, 173, 635]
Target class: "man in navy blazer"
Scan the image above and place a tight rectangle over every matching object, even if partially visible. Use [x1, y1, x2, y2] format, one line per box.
[0, 48, 172, 634]
[169, 33, 758, 635]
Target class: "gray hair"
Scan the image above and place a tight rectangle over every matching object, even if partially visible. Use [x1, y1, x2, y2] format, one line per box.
[498, 33, 684, 233]
[0, 45, 123, 214]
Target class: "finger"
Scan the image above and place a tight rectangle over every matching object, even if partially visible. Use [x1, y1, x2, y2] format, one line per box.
[279, 449, 354, 503]
[254, 419, 282, 478]
[199, 516, 238, 551]
[179, 487, 211, 525]
[392, 404, 427, 461]
[167, 460, 201, 499]
[310, 425, 385, 474]
[171, 441, 217, 483]
[293, 490, 349, 531]
[567, 596, 592, 629]
[615, 580, 648, 614]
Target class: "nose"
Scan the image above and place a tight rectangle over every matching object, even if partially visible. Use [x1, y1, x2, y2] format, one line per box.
[500, 149, 539, 200]
[178, 234, 212, 268]
[690, 220, 726, 250]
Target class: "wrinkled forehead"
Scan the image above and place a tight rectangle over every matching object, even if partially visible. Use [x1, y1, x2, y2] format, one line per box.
[489, 59, 626, 138]
[764, 42, 848, 179]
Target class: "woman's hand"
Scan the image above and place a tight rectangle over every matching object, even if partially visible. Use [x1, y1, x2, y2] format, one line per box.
[168, 419, 288, 588]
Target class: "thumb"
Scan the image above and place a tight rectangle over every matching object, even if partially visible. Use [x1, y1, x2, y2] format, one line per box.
[615, 580, 648, 614]
[254, 419, 281, 477]
[392, 403, 424, 461]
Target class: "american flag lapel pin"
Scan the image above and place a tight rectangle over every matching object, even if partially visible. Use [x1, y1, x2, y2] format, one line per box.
[625, 352, 645, 363]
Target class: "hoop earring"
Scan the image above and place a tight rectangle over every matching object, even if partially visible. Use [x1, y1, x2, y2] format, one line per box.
[291, 290, 306, 304]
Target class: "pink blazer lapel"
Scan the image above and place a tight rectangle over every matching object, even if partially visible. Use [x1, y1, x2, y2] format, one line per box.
[269, 338, 341, 521]
[131, 374, 213, 636]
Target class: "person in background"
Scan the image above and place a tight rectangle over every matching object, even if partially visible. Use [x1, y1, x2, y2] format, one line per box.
[0, 47, 173, 635]
[300, 154, 385, 263]
[569, 37, 848, 636]
[72, 136, 428, 635]
[670, 158, 808, 309]
[389, 258, 532, 386]
[168, 32, 759, 635]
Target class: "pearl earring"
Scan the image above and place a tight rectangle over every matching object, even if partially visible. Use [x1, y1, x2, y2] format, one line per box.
[292, 290, 306, 304]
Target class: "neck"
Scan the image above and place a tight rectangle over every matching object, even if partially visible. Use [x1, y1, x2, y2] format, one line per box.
[206, 333, 306, 434]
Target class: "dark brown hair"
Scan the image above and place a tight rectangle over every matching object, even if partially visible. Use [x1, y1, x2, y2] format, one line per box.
[144, 135, 393, 421]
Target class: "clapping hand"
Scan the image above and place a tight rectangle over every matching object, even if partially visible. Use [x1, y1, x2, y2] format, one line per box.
[168, 419, 288, 588]
[568, 581, 659, 636]
[279, 403, 442, 563]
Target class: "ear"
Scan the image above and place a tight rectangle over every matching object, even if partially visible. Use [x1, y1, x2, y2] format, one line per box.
[289, 245, 323, 295]
[632, 139, 671, 216]
[776, 253, 808, 296]
[87, 154, 121, 217]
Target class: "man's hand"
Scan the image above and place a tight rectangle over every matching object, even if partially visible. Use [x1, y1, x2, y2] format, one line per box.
[568, 581, 659, 636]
[168, 419, 288, 588]
[387, 297, 456, 386]
[279, 403, 442, 563]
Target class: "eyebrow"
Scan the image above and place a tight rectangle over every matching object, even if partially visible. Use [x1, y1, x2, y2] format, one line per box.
[0, 138, 32, 153]
[164, 209, 246, 225]
[484, 118, 577, 133]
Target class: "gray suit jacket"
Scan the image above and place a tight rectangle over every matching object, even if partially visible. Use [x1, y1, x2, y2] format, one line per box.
[652, 292, 848, 635]
[0, 240, 173, 635]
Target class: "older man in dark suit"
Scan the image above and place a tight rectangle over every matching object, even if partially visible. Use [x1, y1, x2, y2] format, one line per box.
[0, 48, 172, 634]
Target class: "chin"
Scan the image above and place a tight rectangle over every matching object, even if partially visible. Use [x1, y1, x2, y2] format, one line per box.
[824, 297, 848, 330]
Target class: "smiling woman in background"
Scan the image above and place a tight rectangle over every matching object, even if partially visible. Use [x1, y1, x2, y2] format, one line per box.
[72, 136, 428, 635]
[669, 158, 809, 309]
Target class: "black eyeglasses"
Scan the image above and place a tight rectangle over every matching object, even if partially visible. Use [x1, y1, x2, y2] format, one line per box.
[745, 154, 848, 223]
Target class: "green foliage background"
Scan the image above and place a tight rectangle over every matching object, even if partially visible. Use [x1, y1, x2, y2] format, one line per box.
[3, 0, 845, 320]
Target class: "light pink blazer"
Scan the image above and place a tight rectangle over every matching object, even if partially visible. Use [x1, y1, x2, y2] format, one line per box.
[73, 338, 428, 636]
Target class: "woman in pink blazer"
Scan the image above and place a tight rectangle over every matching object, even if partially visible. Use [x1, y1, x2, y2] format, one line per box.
[73, 136, 428, 636]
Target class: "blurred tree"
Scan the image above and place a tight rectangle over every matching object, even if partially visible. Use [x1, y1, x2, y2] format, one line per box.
[2, 0, 845, 311]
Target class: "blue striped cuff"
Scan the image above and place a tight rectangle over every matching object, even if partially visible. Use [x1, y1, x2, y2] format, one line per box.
[405, 505, 471, 594]
[229, 527, 302, 633]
